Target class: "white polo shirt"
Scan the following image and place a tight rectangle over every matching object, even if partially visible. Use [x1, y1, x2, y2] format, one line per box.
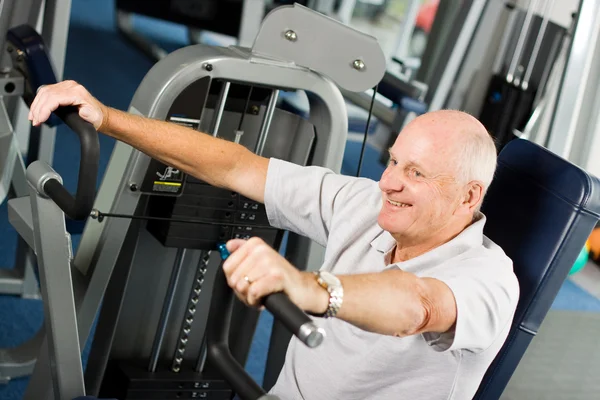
[264, 158, 520, 400]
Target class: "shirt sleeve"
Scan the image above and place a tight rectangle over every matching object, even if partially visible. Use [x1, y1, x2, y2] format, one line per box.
[421, 256, 520, 353]
[263, 158, 373, 247]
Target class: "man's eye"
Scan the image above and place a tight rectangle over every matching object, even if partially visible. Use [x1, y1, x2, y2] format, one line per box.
[388, 158, 398, 166]
[411, 169, 423, 178]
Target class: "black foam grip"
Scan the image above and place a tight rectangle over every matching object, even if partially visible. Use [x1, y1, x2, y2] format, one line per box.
[43, 106, 99, 220]
[264, 292, 313, 343]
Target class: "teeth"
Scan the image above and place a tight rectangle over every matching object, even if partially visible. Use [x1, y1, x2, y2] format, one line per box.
[388, 199, 410, 208]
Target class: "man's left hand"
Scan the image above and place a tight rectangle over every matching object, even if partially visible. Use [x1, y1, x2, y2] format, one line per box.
[223, 237, 328, 314]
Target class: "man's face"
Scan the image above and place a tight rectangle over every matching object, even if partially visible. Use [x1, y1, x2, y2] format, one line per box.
[377, 121, 466, 244]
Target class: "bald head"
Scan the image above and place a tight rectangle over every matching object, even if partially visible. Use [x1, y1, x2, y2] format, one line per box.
[399, 109, 497, 201]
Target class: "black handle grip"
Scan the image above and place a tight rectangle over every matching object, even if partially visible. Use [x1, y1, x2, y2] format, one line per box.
[215, 243, 325, 348]
[43, 106, 99, 220]
[206, 245, 324, 400]
[263, 292, 325, 348]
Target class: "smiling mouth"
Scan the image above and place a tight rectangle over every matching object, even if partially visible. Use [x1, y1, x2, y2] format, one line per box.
[387, 199, 412, 208]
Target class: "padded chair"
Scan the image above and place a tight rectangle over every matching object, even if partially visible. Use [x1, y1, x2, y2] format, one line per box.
[474, 138, 600, 399]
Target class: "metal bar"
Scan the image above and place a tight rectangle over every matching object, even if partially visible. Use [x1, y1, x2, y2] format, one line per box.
[340, 88, 395, 126]
[0, 328, 44, 384]
[116, 10, 168, 61]
[546, 0, 600, 159]
[238, 0, 266, 47]
[148, 248, 187, 372]
[16, 238, 40, 298]
[0, 109, 18, 204]
[335, 0, 358, 25]
[507, 0, 540, 84]
[254, 90, 279, 156]
[83, 219, 141, 397]
[492, 4, 519, 76]
[522, 0, 555, 90]
[534, 31, 562, 108]
[23, 143, 148, 400]
[0, 98, 40, 300]
[0, 0, 17, 68]
[29, 165, 85, 400]
[428, 0, 488, 111]
[38, 0, 72, 166]
[0, 270, 26, 295]
[209, 81, 231, 137]
[392, 0, 421, 60]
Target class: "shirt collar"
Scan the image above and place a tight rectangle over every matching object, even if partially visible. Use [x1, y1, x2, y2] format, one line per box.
[370, 213, 486, 268]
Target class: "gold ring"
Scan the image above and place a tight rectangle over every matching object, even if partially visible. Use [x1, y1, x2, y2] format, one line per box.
[244, 275, 252, 284]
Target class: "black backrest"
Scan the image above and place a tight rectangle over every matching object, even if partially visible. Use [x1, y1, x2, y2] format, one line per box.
[475, 138, 600, 399]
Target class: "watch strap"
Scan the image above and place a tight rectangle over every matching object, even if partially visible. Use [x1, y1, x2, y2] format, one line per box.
[314, 271, 343, 318]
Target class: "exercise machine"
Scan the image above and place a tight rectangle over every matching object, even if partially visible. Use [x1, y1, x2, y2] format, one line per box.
[10, 102, 322, 400]
[0, 0, 72, 384]
[9, 4, 385, 399]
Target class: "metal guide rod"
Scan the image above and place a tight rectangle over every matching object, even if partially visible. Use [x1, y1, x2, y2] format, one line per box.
[210, 81, 231, 137]
[254, 90, 279, 156]
[153, 80, 230, 373]
[148, 248, 187, 372]
[507, 0, 540, 84]
[522, 0, 554, 90]
[170, 251, 211, 373]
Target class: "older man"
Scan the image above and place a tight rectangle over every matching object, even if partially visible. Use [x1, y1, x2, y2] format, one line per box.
[29, 81, 519, 400]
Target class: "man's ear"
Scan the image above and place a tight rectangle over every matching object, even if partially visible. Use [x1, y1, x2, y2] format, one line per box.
[456, 181, 484, 215]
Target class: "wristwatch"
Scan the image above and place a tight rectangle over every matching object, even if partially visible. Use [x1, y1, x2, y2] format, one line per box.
[314, 271, 343, 318]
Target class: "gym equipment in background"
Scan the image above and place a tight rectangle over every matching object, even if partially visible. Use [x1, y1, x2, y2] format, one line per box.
[10, 4, 386, 399]
[8, 102, 323, 400]
[0, 0, 72, 384]
[477, 0, 567, 151]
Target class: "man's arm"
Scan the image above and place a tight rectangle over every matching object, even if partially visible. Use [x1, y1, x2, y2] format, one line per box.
[333, 270, 457, 337]
[29, 81, 269, 203]
[223, 238, 457, 337]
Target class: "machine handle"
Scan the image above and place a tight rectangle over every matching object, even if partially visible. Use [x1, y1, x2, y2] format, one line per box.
[217, 243, 325, 348]
[43, 106, 99, 220]
[205, 243, 323, 400]
[263, 292, 325, 348]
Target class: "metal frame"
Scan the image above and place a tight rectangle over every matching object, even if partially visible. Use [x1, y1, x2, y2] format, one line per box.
[545, 0, 600, 165]
[26, 162, 85, 400]
[0, 0, 71, 385]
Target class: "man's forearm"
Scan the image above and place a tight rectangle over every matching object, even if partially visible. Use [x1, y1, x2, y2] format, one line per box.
[100, 106, 268, 202]
[306, 269, 456, 337]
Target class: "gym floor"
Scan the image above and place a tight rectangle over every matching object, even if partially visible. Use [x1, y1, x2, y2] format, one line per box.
[1, 1, 600, 398]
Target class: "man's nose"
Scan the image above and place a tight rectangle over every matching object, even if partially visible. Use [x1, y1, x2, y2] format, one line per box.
[379, 169, 405, 192]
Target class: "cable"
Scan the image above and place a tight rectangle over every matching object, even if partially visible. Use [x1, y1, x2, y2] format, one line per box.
[238, 85, 254, 131]
[235, 85, 253, 144]
[356, 84, 378, 178]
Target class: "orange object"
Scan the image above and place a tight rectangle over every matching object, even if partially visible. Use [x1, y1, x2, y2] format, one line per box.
[588, 227, 600, 261]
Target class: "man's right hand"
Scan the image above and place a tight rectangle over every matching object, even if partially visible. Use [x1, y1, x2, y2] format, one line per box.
[29, 80, 108, 130]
